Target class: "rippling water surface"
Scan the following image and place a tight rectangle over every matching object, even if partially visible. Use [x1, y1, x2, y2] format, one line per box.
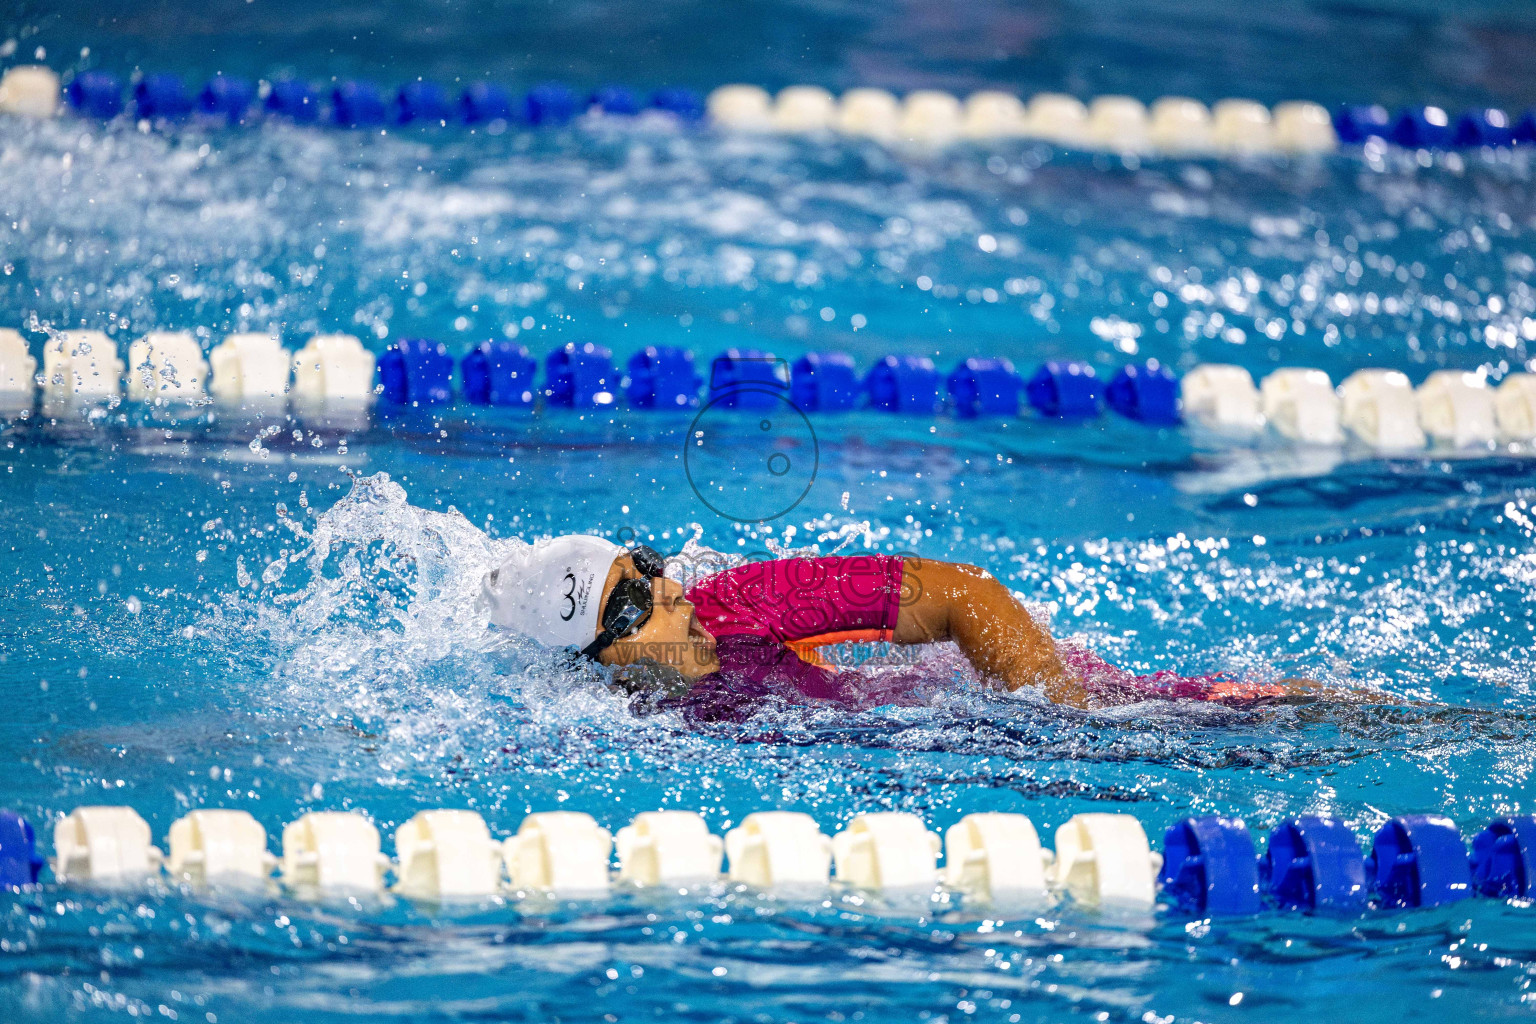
[4, 1, 1536, 1021]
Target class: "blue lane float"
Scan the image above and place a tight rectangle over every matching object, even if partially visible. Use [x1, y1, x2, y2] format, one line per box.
[0, 810, 42, 890]
[134, 73, 194, 119]
[1333, 104, 1390, 144]
[866, 355, 941, 415]
[544, 342, 617, 408]
[397, 81, 453, 124]
[650, 87, 705, 120]
[1260, 816, 1368, 912]
[625, 346, 701, 409]
[461, 82, 516, 124]
[1368, 815, 1473, 908]
[1026, 360, 1102, 418]
[521, 82, 579, 126]
[1390, 106, 1453, 149]
[708, 349, 789, 410]
[1454, 108, 1514, 148]
[947, 357, 1021, 418]
[791, 352, 860, 413]
[377, 338, 453, 405]
[332, 80, 389, 127]
[1335, 101, 1528, 151]
[65, 70, 124, 119]
[266, 80, 319, 122]
[198, 76, 255, 122]
[1517, 111, 1536, 146]
[592, 85, 641, 116]
[1105, 359, 1180, 424]
[461, 341, 537, 407]
[1159, 816, 1262, 916]
[1470, 816, 1536, 899]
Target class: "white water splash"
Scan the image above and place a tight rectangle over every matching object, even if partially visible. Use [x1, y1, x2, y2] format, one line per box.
[205, 472, 567, 766]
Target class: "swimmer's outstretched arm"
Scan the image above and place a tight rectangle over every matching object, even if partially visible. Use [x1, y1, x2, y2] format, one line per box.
[895, 557, 1091, 707]
[893, 559, 1355, 708]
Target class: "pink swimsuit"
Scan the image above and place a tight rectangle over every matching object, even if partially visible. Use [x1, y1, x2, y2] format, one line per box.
[670, 555, 1280, 722]
[683, 554, 905, 707]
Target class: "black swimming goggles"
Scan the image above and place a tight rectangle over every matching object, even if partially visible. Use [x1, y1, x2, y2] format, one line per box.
[579, 544, 668, 660]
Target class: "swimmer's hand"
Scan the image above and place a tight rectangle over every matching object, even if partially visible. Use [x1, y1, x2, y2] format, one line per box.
[1205, 677, 1409, 708]
[1269, 677, 1407, 705]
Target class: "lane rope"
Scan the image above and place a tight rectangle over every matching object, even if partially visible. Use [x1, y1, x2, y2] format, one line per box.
[4, 328, 1533, 452]
[5, 62, 1536, 153]
[8, 805, 1523, 914]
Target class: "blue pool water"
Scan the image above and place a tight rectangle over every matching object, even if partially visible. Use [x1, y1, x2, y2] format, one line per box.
[5, 1, 1536, 1021]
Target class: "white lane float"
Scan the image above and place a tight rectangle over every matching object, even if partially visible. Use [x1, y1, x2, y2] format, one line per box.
[210, 332, 292, 402]
[393, 810, 504, 899]
[962, 91, 1029, 139]
[1338, 369, 1426, 450]
[1181, 364, 1264, 432]
[0, 66, 61, 117]
[898, 90, 963, 146]
[1273, 101, 1338, 152]
[837, 88, 900, 140]
[1261, 368, 1343, 444]
[128, 331, 208, 403]
[1148, 97, 1214, 154]
[772, 86, 837, 133]
[167, 809, 275, 886]
[53, 806, 162, 883]
[1495, 373, 1536, 443]
[0, 328, 36, 411]
[1086, 96, 1150, 152]
[1418, 370, 1497, 448]
[724, 811, 833, 887]
[615, 811, 724, 886]
[281, 811, 388, 893]
[291, 333, 375, 401]
[1050, 813, 1160, 908]
[504, 811, 614, 893]
[706, 84, 773, 131]
[1212, 99, 1276, 154]
[943, 812, 1051, 902]
[43, 330, 123, 398]
[1026, 93, 1089, 146]
[831, 812, 942, 892]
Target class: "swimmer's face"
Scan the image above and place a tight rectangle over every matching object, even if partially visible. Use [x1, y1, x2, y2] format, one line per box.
[594, 555, 719, 679]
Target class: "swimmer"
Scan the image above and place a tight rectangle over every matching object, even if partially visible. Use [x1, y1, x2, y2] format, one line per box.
[479, 536, 1322, 720]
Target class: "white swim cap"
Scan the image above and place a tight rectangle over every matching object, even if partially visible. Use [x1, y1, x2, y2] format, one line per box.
[480, 535, 624, 648]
